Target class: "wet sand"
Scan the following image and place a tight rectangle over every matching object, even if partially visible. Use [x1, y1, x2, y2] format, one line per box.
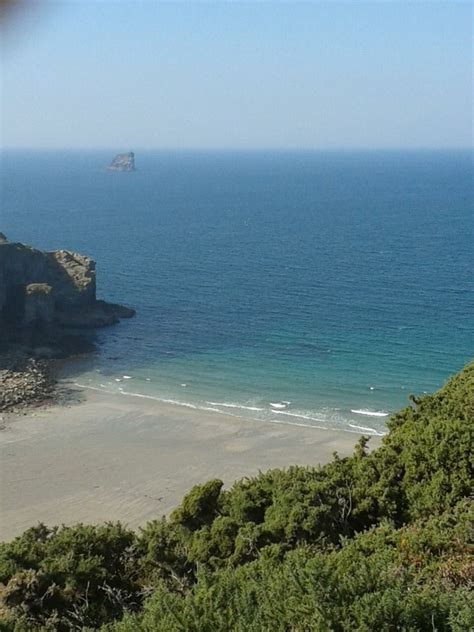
[0, 386, 381, 541]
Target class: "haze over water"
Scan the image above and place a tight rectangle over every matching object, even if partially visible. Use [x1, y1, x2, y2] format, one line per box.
[2, 150, 472, 434]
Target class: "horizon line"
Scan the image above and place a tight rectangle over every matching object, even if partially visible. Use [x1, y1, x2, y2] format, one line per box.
[1, 146, 473, 153]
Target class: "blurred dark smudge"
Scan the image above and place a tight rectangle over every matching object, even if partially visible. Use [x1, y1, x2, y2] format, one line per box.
[1, 0, 55, 55]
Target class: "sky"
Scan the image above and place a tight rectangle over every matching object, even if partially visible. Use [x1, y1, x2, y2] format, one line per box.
[1, 1, 472, 150]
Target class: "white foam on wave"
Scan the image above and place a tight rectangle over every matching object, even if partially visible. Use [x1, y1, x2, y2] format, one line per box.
[72, 382, 387, 437]
[349, 423, 386, 436]
[207, 401, 264, 412]
[123, 375, 132, 379]
[270, 402, 287, 409]
[351, 409, 389, 417]
[120, 391, 221, 413]
[73, 382, 221, 413]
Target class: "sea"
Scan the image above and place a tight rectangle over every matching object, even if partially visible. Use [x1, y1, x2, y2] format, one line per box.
[1, 150, 472, 436]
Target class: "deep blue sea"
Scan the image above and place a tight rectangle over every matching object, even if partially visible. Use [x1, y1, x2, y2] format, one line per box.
[1, 150, 472, 435]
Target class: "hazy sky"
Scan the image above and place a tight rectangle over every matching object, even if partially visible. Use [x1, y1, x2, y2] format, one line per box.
[1, 1, 472, 150]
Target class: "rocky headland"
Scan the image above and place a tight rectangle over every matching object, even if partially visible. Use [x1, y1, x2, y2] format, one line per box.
[0, 234, 135, 413]
[107, 151, 135, 172]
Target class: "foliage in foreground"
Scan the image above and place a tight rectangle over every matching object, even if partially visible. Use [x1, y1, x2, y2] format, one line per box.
[110, 501, 474, 632]
[0, 362, 472, 631]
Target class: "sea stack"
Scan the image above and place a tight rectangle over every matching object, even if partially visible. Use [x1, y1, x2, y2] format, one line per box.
[107, 151, 135, 172]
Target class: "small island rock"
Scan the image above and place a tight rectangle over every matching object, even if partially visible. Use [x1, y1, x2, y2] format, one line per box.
[107, 152, 135, 172]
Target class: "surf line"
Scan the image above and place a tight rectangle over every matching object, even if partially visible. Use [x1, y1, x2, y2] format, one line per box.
[71, 382, 376, 434]
[351, 409, 389, 417]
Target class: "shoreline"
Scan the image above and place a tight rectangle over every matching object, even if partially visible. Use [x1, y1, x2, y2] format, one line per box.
[71, 379, 388, 436]
[0, 384, 382, 541]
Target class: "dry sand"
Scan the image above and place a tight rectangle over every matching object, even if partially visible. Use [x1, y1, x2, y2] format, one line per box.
[0, 386, 381, 541]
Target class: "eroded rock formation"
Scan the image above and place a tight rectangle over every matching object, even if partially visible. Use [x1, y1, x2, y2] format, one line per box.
[0, 235, 135, 411]
[0, 236, 135, 332]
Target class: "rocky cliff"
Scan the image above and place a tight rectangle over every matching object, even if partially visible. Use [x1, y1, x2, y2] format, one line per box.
[0, 237, 134, 333]
[107, 152, 135, 172]
[0, 235, 135, 411]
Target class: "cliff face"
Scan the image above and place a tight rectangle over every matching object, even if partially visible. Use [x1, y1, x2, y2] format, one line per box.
[0, 236, 135, 411]
[107, 152, 135, 172]
[0, 237, 134, 335]
[0, 244, 96, 317]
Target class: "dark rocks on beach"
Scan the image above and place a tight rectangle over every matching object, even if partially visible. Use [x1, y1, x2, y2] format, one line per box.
[107, 151, 135, 172]
[0, 352, 55, 413]
[0, 234, 135, 412]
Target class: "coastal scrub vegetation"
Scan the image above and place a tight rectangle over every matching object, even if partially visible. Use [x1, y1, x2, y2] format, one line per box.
[0, 362, 472, 631]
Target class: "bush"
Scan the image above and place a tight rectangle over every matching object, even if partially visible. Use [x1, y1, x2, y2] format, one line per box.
[106, 501, 474, 631]
[0, 523, 139, 630]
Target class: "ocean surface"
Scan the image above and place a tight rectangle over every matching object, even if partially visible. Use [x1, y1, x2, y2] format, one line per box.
[1, 150, 472, 435]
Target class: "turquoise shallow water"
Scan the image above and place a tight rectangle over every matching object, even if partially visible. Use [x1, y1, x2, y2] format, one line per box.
[2, 150, 472, 434]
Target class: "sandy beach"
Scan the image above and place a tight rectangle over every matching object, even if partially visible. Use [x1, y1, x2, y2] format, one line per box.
[0, 385, 382, 542]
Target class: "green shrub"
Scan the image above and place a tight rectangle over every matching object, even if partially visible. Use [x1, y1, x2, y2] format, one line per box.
[106, 501, 474, 632]
[0, 523, 139, 630]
